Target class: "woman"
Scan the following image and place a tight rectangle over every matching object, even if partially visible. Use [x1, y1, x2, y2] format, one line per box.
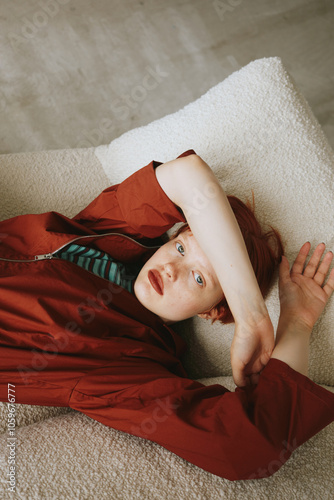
[0, 149, 333, 480]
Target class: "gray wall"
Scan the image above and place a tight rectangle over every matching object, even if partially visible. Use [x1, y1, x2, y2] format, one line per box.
[1, 0, 333, 154]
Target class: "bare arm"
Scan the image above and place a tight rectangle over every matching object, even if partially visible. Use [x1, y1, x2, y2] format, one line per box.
[155, 153, 274, 386]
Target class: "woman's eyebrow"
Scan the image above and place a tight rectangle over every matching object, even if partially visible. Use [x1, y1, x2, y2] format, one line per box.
[181, 232, 215, 287]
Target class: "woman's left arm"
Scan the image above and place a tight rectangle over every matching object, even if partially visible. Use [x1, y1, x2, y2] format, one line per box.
[155, 154, 274, 387]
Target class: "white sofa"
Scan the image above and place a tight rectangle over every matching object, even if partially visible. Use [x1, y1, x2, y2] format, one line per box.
[0, 57, 333, 499]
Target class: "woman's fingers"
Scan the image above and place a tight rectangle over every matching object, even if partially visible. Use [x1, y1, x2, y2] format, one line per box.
[291, 242, 311, 275]
[303, 243, 326, 279]
[323, 266, 334, 299]
[313, 250, 334, 286]
[286, 242, 334, 297]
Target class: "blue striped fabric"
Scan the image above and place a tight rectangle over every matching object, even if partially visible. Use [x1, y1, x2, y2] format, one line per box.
[54, 243, 142, 293]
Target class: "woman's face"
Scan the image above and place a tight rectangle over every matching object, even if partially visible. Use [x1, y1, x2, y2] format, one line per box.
[134, 229, 224, 324]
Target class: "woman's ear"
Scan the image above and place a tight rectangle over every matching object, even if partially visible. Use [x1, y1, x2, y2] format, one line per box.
[197, 310, 213, 320]
[197, 307, 222, 321]
[197, 295, 225, 320]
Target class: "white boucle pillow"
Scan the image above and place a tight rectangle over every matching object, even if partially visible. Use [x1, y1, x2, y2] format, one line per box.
[95, 57, 334, 386]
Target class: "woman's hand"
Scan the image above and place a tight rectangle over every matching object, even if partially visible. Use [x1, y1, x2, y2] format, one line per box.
[231, 313, 275, 387]
[270, 242, 334, 376]
[231, 242, 334, 386]
[278, 242, 334, 332]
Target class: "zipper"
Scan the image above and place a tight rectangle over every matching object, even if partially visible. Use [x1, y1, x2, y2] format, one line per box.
[0, 231, 162, 263]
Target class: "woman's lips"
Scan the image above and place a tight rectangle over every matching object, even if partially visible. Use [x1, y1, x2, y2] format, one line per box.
[148, 270, 164, 295]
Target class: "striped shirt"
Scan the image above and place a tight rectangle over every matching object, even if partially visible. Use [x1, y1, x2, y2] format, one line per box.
[54, 243, 142, 294]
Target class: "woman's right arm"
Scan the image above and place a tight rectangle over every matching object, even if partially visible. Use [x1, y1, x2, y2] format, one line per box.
[271, 242, 334, 375]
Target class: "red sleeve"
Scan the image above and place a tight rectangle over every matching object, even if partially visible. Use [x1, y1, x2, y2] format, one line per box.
[72, 150, 196, 238]
[69, 357, 334, 481]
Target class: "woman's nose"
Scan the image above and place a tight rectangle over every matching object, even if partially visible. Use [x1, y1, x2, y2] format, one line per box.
[164, 262, 178, 281]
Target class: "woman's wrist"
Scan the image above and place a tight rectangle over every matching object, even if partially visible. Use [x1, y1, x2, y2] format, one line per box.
[275, 315, 313, 339]
[233, 293, 269, 328]
[271, 318, 312, 376]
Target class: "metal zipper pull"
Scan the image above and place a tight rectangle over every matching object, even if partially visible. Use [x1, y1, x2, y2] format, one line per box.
[34, 253, 54, 260]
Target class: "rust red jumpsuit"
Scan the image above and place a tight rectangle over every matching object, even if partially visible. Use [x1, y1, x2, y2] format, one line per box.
[0, 150, 333, 481]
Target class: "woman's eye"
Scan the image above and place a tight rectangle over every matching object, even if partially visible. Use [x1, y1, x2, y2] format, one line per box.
[176, 242, 204, 287]
[176, 242, 185, 255]
[194, 272, 204, 287]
